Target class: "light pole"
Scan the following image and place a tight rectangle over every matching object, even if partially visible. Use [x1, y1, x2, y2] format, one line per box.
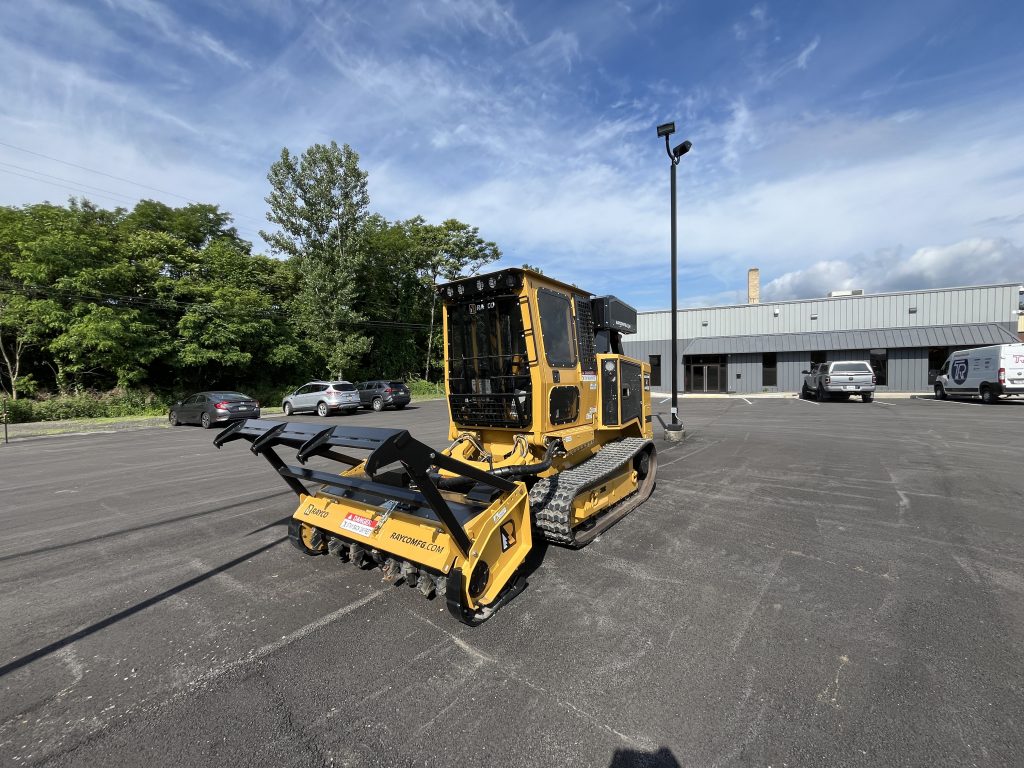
[657, 122, 691, 441]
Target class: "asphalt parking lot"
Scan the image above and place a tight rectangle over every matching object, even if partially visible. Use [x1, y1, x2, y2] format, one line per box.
[2, 395, 1024, 767]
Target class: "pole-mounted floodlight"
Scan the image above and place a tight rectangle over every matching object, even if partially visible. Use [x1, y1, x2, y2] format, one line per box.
[656, 122, 692, 440]
[672, 140, 692, 160]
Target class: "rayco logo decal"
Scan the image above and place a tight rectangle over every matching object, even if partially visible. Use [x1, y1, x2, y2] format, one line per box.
[951, 358, 969, 385]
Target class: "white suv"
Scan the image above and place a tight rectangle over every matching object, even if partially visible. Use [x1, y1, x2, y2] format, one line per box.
[282, 381, 361, 417]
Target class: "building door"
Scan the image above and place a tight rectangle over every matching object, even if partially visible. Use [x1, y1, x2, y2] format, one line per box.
[705, 364, 720, 392]
[684, 356, 727, 393]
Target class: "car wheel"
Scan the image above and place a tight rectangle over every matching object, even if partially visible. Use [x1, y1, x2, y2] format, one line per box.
[980, 386, 997, 404]
[201, 412, 212, 429]
[934, 384, 947, 400]
[317, 401, 330, 417]
[283, 402, 293, 416]
[862, 392, 873, 403]
[372, 397, 384, 412]
[801, 385, 810, 399]
[816, 384, 827, 401]
[169, 411, 179, 426]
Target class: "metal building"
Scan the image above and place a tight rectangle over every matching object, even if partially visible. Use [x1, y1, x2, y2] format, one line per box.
[623, 282, 1023, 394]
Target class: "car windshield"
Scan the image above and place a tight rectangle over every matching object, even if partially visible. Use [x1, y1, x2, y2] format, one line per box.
[832, 363, 871, 373]
[333, 382, 356, 391]
[210, 392, 251, 401]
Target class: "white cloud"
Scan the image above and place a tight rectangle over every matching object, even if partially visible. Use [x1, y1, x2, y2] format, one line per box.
[762, 238, 1024, 299]
[796, 36, 820, 69]
[722, 98, 753, 169]
[102, 0, 249, 68]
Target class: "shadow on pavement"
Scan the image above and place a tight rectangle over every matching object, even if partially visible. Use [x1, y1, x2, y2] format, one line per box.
[609, 747, 682, 767]
[0, 536, 288, 679]
[0, 490, 293, 564]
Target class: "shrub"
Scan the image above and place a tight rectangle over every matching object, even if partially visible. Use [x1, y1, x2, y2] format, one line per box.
[406, 378, 444, 399]
[0, 389, 170, 423]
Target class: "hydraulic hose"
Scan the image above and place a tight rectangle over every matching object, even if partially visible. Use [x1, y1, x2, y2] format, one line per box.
[488, 440, 557, 479]
[431, 440, 559, 489]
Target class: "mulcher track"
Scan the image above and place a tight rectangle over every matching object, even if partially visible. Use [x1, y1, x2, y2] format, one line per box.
[529, 437, 653, 547]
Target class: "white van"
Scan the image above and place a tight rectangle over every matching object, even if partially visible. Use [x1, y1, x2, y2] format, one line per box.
[934, 343, 1024, 403]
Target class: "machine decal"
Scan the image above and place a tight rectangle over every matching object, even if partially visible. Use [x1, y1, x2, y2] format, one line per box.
[500, 520, 516, 552]
[302, 503, 328, 519]
[389, 532, 446, 553]
[341, 512, 379, 537]
[492, 506, 509, 524]
[951, 358, 969, 385]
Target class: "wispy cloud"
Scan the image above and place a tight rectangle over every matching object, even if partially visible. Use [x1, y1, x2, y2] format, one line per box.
[796, 36, 820, 69]
[102, 0, 250, 68]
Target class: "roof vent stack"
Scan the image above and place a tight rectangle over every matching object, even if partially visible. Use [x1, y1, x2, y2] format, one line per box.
[747, 268, 760, 304]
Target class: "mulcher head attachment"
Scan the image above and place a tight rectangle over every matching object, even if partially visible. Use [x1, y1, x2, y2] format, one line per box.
[215, 419, 532, 624]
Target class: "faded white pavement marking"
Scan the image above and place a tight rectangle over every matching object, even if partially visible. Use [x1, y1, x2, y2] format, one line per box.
[413, 612, 656, 750]
[730, 557, 782, 654]
[817, 654, 850, 708]
[659, 440, 720, 468]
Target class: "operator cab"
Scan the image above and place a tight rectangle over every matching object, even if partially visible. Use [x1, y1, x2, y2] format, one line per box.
[438, 268, 640, 435]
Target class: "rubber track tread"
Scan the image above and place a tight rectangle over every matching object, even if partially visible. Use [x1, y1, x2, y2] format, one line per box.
[530, 438, 650, 546]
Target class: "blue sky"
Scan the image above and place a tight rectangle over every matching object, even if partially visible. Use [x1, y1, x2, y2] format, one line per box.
[2, 0, 1023, 309]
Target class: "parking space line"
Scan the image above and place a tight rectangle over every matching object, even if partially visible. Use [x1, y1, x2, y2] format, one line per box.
[874, 401, 891, 406]
[659, 440, 719, 467]
[741, 398, 752, 405]
[794, 397, 819, 405]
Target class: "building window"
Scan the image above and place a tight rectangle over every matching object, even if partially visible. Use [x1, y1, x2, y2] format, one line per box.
[649, 355, 662, 387]
[762, 352, 777, 387]
[810, 351, 827, 365]
[870, 349, 887, 386]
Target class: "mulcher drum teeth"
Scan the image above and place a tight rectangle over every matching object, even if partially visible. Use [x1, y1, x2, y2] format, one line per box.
[530, 438, 656, 548]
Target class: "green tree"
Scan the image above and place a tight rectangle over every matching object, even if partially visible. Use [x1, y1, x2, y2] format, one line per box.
[261, 142, 371, 378]
[414, 218, 501, 379]
[122, 200, 244, 249]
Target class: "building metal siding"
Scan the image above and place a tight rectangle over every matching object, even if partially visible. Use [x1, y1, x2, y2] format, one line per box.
[635, 284, 1019, 341]
[623, 282, 1022, 393]
[886, 348, 929, 393]
[677, 323, 1019, 356]
[777, 353, 807, 393]
[727, 354, 762, 393]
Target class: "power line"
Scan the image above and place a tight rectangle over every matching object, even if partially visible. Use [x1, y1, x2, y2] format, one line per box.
[0, 140, 267, 231]
[0, 167, 142, 208]
[0, 140, 196, 203]
[0, 162, 150, 206]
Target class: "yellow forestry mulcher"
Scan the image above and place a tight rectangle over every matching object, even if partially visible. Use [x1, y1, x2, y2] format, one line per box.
[214, 268, 657, 624]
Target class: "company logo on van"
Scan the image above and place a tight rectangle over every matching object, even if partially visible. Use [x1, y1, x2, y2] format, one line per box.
[951, 358, 969, 385]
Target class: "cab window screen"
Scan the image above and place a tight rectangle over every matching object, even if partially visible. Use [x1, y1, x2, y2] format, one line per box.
[538, 290, 577, 368]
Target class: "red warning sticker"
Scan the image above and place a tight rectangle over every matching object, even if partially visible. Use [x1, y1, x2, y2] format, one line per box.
[340, 512, 378, 537]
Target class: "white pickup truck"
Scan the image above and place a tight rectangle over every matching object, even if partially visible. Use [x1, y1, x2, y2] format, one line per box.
[801, 361, 876, 402]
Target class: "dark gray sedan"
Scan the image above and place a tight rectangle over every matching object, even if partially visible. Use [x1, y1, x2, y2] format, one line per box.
[168, 391, 261, 429]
